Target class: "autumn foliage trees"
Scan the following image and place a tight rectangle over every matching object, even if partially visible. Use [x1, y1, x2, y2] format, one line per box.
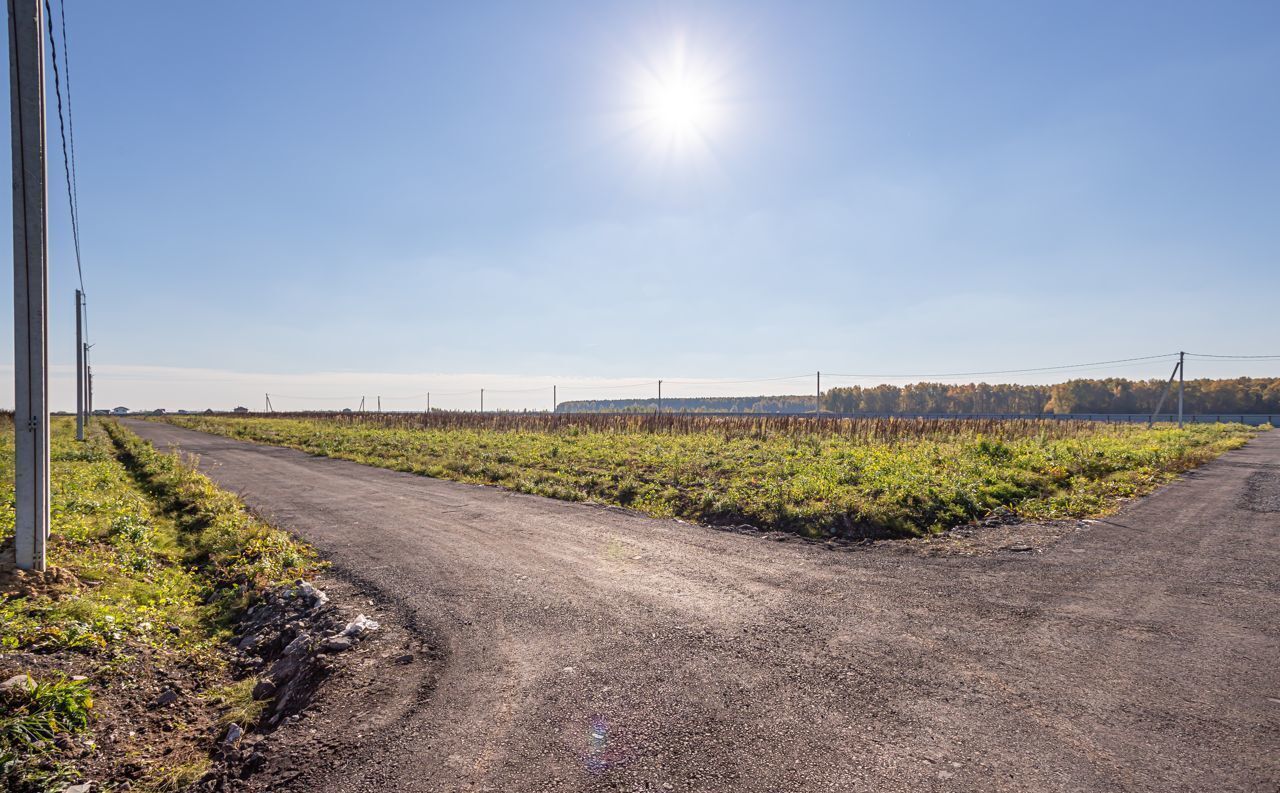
[824, 378, 1280, 414]
[558, 378, 1280, 415]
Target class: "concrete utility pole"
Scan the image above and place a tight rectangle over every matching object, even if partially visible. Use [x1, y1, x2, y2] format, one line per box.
[552, 385, 556, 414]
[84, 343, 91, 419]
[1178, 351, 1185, 429]
[82, 343, 89, 423]
[377, 395, 381, 412]
[9, 0, 49, 571]
[75, 289, 83, 440]
[657, 380, 662, 416]
[480, 389, 484, 413]
[816, 371, 821, 415]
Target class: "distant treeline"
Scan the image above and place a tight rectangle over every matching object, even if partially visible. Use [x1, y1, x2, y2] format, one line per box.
[556, 377, 1280, 415]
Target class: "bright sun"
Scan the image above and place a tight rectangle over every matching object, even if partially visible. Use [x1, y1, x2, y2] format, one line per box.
[624, 36, 727, 160]
[645, 76, 714, 139]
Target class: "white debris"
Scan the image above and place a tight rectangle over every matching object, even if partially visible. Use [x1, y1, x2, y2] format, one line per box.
[338, 614, 380, 638]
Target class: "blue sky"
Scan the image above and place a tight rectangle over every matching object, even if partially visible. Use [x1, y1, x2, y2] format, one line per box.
[7, 0, 1280, 409]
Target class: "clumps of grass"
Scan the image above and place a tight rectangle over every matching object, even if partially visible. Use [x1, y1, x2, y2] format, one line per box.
[159, 415, 1259, 538]
[0, 417, 322, 789]
[206, 677, 267, 728]
[0, 675, 93, 791]
[146, 756, 212, 792]
[103, 421, 320, 608]
[0, 421, 208, 656]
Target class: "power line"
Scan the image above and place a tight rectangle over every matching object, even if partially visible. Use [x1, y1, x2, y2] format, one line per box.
[483, 386, 556, 394]
[265, 393, 363, 401]
[57, 0, 79, 246]
[663, 374, 812, 386]
[57, 0, 85, 343]
[557, 380, 659, 392]
[823, 359, 1181, 383]
[1186, 352, 1280, 360]
[825, 353, 1179, 380]
[42, 0, 83, 299]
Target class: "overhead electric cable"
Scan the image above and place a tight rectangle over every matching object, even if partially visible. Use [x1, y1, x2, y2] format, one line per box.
[43, 0, 84, 298]
[1186, 353, 1280, 360]
[825, 353, 1179, 380]
[265, 393, 363, 401]
[556, 380, 660, 391]
[664, 374, 812, 386]
[57, 0, 80, 240]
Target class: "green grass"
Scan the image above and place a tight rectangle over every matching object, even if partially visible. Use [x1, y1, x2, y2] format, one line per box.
[0, 421, 211, 655]
[206, 677, 267, 728]
[0, 418, 319, 791]
[155, 415, 1262, 537]
[146, 757, 212, 793]
[104, 421, 320, 611]
[0, 675, 94, 790]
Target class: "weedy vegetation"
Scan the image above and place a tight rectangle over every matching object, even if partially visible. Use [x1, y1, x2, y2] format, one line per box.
[0, 417, 318, 792]
[0, 675, 94, 791]
[157, 413, 1262, 538]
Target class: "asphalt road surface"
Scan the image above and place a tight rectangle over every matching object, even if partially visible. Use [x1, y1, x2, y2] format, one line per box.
[124, 421, 1280, 793]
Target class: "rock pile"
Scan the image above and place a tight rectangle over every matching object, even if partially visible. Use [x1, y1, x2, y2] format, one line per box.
[194, 580, 379, 791]
[231, 581, 377, 725]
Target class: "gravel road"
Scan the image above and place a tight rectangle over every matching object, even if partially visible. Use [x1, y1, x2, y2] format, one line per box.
[124, 421, 1280, 792]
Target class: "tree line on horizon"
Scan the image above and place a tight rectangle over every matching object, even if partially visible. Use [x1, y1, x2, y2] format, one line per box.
[555, 377, 1280, 416]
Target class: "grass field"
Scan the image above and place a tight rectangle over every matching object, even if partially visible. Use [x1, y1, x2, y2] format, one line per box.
[0, 418, 316, 791]
[154, 414, 1262, 538]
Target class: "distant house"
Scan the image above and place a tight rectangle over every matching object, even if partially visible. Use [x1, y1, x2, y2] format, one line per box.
[111, 406, 128, 415]
[152, 408, 166, 415]
[233, 406, 250, 414]
[93, 409, 108, 416]
[203, 408, 214, 414]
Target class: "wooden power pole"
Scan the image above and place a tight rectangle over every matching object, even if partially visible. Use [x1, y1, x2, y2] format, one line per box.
[9, 0, 49, 570]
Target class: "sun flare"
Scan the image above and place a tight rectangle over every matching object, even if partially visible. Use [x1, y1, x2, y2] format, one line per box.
[644, 74, 715, 139]
[622, 35, 728, 161]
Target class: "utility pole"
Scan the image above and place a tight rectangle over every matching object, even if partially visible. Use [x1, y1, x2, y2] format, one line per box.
[377, 395, 381, 412]
[74, 289, 83, 440]
[657, 380, 662, 415]
[9, 0, 49, 571]
[82, 343, 90, 423]
[1177, 351, 1185, 429]
[426, 392, 430, 413]
[84, 344, 91, 419]
[552, 385, 556, 414]
[816, 371, 821, 416]
[480, 389, 484, 413]
[359, 395, 364, 412]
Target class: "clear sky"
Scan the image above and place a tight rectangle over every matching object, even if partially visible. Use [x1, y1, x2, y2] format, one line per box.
[5, 0, 1279, 410]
